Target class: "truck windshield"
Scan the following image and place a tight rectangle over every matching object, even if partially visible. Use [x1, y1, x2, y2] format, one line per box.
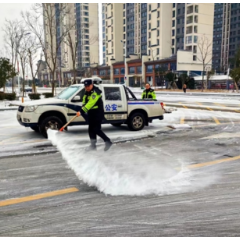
[56, 85, 83, 100]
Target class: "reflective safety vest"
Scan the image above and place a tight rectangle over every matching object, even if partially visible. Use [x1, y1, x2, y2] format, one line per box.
[141, 89, 156, 100]
[82, 86, 103, 113]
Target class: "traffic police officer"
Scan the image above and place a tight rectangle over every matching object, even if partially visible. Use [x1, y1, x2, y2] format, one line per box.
[141, 83, 156, 100]
[77, 79, 112, 151]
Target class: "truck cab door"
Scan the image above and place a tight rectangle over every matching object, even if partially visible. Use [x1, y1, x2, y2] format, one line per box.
[68, 88, 86, 123]
[102, 86, 127, 122]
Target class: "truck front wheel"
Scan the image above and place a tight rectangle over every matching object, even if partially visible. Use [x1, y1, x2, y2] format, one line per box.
[39, 116, 63, 138]
[128, 112, 145, 131]
[30, 126, 39, 132]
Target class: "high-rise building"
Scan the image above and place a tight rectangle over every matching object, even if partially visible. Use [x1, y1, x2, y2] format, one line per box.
[102, 3, 124, 66]
[212, 3, 240, 72]
[72, 3, 99, 68]
[102, 3, 214, 73]
[43, 3, 99, 83]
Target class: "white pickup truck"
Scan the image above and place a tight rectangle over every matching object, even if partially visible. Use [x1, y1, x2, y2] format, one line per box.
[16, 78, 167, 138]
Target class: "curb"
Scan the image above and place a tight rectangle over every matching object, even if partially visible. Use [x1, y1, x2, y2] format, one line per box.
[164, 103, 240, 113]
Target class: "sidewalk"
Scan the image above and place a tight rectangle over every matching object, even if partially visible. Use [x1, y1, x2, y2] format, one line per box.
[0, 96, 32, 111]
[164, 102, 240, 113]
[130, 87, 240, 97]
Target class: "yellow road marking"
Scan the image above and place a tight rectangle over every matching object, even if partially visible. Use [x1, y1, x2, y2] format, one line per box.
[180, 116, 185, 124]
[0, 187, 79, 207]
[212, 117, 220, 125]
[206, 107, 213, 111]
[214, 102, 226, 108]
[187, 155, 240, 169]
[235, 110, 240, 113]
[196, 102, 202, 105]
[179, 102, 188, 109]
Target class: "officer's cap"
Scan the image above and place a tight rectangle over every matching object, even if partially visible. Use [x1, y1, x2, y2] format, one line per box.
[83, 79, 93, 86]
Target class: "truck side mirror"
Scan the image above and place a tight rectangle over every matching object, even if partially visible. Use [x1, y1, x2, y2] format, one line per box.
[72, 95, 81, 102]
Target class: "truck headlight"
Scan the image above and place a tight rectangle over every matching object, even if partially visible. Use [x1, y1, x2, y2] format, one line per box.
[25, 105, 38, 112]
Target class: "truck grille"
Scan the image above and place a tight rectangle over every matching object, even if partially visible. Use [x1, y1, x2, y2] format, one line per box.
[18, 106, 24, 112]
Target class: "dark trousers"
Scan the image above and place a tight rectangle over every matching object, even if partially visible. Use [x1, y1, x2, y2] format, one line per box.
[88, 113, 110, 142]
[183, 88, 186, 93]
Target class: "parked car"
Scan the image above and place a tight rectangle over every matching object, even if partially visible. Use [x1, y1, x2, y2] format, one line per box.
[20, 86, 32, 92]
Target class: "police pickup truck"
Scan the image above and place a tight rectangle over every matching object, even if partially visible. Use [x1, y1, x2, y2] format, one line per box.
[17, 77, 166, 138]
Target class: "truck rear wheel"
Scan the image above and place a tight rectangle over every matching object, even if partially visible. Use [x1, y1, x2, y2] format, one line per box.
[128, 112, 145, 131]
[39, 116, 63, 138]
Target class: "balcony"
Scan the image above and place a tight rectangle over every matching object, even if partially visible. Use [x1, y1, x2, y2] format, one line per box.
[187, 6, 193, 14]
[187, 17, 193, 24]
[194, 16, 198, 23]
[186, 26, 193, 34]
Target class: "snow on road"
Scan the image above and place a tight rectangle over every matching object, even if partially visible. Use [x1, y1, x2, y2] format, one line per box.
[47, 128, 218, 196]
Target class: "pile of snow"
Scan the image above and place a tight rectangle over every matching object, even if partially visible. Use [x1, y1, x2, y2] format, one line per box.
[48, 129, 216, 196]
[167, 124, 192, 130]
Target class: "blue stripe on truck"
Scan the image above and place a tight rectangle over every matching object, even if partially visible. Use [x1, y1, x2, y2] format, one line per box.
[128, 102, 155, 105]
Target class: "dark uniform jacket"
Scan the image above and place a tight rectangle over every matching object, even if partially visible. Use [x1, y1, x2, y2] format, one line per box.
[82, 86, 104, 119]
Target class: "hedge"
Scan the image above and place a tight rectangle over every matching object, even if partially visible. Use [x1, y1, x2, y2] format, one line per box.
[28, 93, 41, 100]
[0, 92, 16, 100]
[0, 92, 4, 100]
[42, 92, 54, 98]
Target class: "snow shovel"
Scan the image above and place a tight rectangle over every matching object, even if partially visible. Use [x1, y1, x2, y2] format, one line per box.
[59, 112, 80, 132]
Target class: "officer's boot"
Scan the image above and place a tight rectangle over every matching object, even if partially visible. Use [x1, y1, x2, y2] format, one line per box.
[86, 139, 97, 151]
[104, 140, 113, 151]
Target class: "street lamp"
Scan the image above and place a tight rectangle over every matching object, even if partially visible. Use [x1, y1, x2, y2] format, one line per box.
[121, 40, 128, 86]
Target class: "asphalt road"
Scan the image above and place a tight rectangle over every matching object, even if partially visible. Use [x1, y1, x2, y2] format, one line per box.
[1, 108, 240, 236]
[1, 123, 240, 236]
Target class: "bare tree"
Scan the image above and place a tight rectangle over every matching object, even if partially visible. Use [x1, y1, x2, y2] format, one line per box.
[197, 34, 213, 92]
[17, 35, 29, 97]
[27, 35, 41, 93]
[22, 3, 74, 95]
[64, 17, 99, 84]
[2, 20, 25, 93]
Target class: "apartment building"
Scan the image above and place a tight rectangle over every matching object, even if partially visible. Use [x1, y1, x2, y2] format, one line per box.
[102, 3, 124, 66]
[177, 3, 214, 72]
[43, 3, 99, 84]
[212, 3, 240, 72]
[103, 3, 214, 72]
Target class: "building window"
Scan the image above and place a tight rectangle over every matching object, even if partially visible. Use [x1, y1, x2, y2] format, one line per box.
[194, 36, 198, 43]
[123, 4, 125, 9]
[114, 78, 119, 84]
[84, 6, 88, 10]
[149, 23, 151, 29]
[84, 18, 89, 22]
[172, 30, 175, 36]
[157, 30, 159, 36]
[172, 11, 175, 18]
[157, 39, 159, 45]
[146, 65, 153, 73]
[121, 68, 125, 74]
[158, 3, 160, 8]
[137, 66, 142, 73]
[157, 48, 159, 55]
[172, 39, 175, 45]
[172, 48, 174, 55]
[157, 11, 160, 18]
[177, 28, 180, 34]
[173, 3, 175, 8]
[123, 26, 125, 32]
[114, 68, 120, 75]
[193, 55, 197, 61]
[123, 19, 125, 24]
[99, 70, 106, 76]
[129, 67, 135, 74]
[157, 20, 159, 27]
[84, 12, 88, 16]
[178, 9, 180, 14]
[149, 4, 151, 11]
[149, 14, 151, 20]
[149, 32, 151, 38]
[172, 20, 175, 27]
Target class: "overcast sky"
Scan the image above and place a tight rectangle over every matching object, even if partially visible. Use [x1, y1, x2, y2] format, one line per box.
[0, 3, 33, 48]
[0, 3, 103, 65]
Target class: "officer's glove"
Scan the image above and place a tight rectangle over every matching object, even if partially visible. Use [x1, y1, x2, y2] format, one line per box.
[76, 112, 81, 117]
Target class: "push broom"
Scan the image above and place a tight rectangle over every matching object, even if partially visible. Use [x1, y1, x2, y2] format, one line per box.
[59, 112, 81, 132]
